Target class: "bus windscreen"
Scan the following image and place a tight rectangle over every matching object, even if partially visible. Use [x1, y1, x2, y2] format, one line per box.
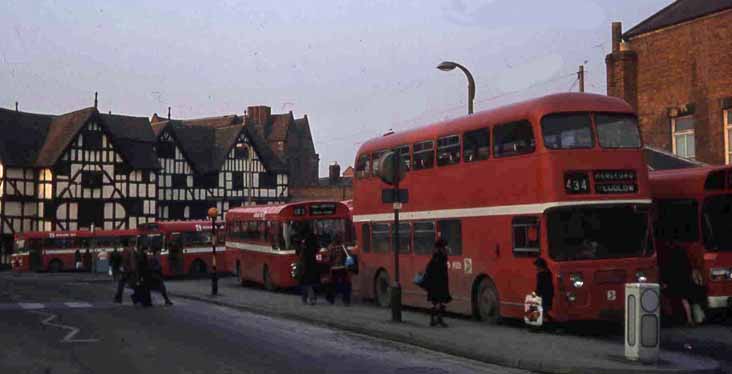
[702, 194, 732, 251]
[547, 205, 651, 261]
[595, 114, 642, 149]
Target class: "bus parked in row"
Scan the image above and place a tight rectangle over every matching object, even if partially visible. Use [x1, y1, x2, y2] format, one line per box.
[651, 165, 732, 319]
[225, 201, 353, 290]
[137, 220, 225, 277]
[351, 92, 657, 323]
[11, 229, 137, 272]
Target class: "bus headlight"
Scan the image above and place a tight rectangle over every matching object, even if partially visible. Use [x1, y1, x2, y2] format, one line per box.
[570, 273, 584, 288]
[566, 292, 577, 302]
[710, 268, 732, 281]
[635, 271, 647, 283]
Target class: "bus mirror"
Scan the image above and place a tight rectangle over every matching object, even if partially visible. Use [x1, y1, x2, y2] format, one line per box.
[527, 226, 538, 242]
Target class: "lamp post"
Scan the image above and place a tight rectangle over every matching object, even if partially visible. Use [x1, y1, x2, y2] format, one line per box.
[208, 207, 219, 296]
[437, 61, 476, 115]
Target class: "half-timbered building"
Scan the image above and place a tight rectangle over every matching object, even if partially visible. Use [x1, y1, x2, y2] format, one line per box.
[151, 114, 288, 220]
[0, 106, 159, 259]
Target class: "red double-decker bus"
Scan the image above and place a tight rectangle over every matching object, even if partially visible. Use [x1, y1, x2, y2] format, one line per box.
[351, 93, 657, 323]
[137, 220, 225, 277]
[651, 165, 732, 318]
[11, 229, 137, 272]
[225, 201, 353, 290]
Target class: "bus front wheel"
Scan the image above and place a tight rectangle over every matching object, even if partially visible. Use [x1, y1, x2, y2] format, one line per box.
[374, 270, 391, 307]
[475, 277, 501, 324]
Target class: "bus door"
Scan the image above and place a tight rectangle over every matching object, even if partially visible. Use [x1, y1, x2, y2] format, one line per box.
[167, 233, 184, 276]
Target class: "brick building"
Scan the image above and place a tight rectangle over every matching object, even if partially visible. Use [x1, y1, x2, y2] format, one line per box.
[606, 0, 732, 165]
[289, 162, 352, 202]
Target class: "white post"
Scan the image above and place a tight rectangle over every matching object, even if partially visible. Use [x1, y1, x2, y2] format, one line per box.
[625, 283, 660, 363]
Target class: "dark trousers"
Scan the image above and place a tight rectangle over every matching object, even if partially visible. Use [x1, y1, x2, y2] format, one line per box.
[325, 270, 351, 305]
[114, 272, 132, 302]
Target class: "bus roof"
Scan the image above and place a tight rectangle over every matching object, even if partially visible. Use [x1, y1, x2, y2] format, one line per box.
[357, 92, 633, 156]
[14, 229, 138, 240]
[226, 201, 350, 221]
[650, 165, 732, 198]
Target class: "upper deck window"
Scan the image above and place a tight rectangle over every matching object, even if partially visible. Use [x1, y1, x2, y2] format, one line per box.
[396, 145, 411, 171]
[355, 154, 370, 179]
[463, 128, 490, 162]
[493, 120, 535, 157]
[372, 150, 388, 176]
[437, 135, 460, 166]
[596, 114, 642, 149]
[413, 141, 434, 170]
[541, 113, 593, 149]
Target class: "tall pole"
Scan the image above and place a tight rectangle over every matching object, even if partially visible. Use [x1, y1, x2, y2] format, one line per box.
[391, 150, 402, 322]
[578, 65, 585, 93]
[209, 208, 219, 296]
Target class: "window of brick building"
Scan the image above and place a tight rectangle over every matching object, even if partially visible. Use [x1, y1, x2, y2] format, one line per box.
[672, 116, 695, 159]
[725, 111, 732, 164]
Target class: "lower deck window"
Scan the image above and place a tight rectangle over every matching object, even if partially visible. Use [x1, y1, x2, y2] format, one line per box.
[372, 223, 390, 253]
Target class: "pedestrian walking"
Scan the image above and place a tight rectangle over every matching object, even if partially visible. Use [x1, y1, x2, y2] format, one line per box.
[74, 249, 82, 271]
[660, 245, 706, 326]
[533, 257, 554, 327]
[325, 235, 352, 306]
[110, 248, 121, 281]
[83, 248, 92, 272]
[132, 248, 153, 307]
[114, 244, 137, 304]
[297, 224, 320, 305]
[422, 239, 452, 327]
[149, 250, 173, 306]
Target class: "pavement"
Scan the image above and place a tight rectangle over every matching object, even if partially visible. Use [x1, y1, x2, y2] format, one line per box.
[155, 276, 722, 374]
[0, 272, 523, 374]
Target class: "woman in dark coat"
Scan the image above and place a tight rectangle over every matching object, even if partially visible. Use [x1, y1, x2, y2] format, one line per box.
[534, 257, 554, 318]
[298, 224, 320, 305]
[660, 245, 703, 325]
[423, 239, 452, 327]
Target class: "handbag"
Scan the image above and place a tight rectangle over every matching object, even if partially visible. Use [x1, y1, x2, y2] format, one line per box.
[413, 272, 425, 288]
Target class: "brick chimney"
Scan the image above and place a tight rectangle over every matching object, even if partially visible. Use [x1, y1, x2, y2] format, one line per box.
[247, 106, 271, 125]
[605, 21, 638, 111]
[329, 162, 341, 184]
[611, 22, 622, 53]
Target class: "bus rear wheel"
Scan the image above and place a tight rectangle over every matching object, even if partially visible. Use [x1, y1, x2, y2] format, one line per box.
[263, 265, 275, 291]
[374, 270, 391, 307]
[475, 277, 501, 324]
[48, 259, 63, 273]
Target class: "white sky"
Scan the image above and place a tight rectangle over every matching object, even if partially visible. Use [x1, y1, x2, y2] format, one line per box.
[0, 0, 671, 176]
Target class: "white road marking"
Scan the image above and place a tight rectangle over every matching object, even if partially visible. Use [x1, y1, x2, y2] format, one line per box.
[18, 302, 45, 310]
[30, 310, 99, 343]
[64, 302, 93, 308]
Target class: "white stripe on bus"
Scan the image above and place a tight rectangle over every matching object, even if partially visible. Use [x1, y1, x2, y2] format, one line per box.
[226, 241, 296, 255]
[182, 247, 225, 254]
[351, 199, 652, 222]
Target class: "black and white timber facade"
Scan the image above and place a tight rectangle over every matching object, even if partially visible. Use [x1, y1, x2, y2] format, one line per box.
[151, 114, 288, 220]
[0, 104, 316, 261]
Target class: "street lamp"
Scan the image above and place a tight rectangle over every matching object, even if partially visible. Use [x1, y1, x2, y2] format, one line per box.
[437, 61, 476, 115]
[208, 207, 219, 296]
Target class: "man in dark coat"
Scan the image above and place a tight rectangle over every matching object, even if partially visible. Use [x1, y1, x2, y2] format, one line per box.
[534, 257, 554, 316]
[133, 249, 153, 307]
[149, 250, 173, 306]
[423, 239, 451, 327]
[114, 244, 137, 303]
[298, 224, 320, 305]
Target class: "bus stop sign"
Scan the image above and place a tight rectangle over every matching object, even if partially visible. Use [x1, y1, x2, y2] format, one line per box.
[376, 151, 407, 186]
